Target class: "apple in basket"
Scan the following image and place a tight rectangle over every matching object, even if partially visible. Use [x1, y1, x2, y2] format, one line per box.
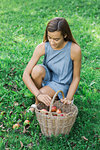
[41, 109, 48, 115]
[60, 113, 66, 116]
[60, 114, 64, 116]
[53, 114, 57, 116]
[56, 109, 62, 114]
[51, 106, 57, 112]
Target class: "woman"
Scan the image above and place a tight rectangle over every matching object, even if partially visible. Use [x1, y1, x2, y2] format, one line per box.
[23, 17, 81, 112]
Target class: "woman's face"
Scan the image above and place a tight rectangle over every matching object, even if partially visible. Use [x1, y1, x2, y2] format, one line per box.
[47, 31, 66, 50]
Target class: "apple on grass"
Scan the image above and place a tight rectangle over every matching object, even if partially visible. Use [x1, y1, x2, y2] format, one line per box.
[13, 123, 20, 129]
[24, 120, 30, 126]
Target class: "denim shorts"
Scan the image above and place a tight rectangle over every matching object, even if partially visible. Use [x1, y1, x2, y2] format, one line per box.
[40, 64, 71, 99]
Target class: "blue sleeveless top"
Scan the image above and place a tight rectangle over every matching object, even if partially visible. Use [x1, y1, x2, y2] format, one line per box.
[41, 41, 73, 99]
[43, 41, 73, 85]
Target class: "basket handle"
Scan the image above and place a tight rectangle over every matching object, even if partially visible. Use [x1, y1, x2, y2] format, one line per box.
[49, 90, 65, 112]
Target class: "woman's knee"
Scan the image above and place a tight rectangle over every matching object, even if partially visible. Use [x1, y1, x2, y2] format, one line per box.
[39, 86, 56, 98]
[31, 65, 45, 80]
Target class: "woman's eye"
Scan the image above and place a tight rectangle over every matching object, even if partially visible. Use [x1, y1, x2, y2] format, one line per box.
[48, 36, 51, 39]
[48, 36, 59, 41]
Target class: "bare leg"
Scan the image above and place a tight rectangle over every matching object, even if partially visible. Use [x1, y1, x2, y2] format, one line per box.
[31, 65, 45, 104]
[28, 65, 56, 112]
[31, 65, 45, 89]
[39, 86, 56, 99]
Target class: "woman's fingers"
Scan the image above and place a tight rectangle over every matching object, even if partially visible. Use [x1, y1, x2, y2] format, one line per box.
[43, 94, 51, 106]
[61, 98, 71, 104]
[37, 94, 72, 106]
[37, 94, 51, 106]
[64, 99, 71, 104]
[43, 97, 51, 106]
[60, 99, 65, 103]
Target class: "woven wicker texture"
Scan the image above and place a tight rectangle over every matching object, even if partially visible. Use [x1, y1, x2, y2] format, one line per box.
[35, 90, 78, 136]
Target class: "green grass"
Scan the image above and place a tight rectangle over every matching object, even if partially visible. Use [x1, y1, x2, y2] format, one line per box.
[0, 0, 100, 149]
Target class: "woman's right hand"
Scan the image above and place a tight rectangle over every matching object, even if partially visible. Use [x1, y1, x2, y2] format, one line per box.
[37, 93, 51, 106]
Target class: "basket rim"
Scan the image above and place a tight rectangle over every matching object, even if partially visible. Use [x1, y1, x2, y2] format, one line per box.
[35, 103, 78, 117]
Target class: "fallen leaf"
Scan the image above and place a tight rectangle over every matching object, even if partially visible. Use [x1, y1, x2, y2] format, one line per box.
[23, 126, 26, 133]
[20, 141, 24, 149]
[23, 124, 30, 134]
[7, 128, 11, 132]
[80, 107, 83, 109]
[13, 101, 19, 106]
[10, 68, 15, 72]
[95, 67, 100, 70]
[0, 124, 4, 128]
[27, 142, 33, 149]
[82, 136, 88, 141]
[9, 111, 13, 116]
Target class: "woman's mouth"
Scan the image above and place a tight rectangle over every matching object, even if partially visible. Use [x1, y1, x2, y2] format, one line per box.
[51, 44, 56, 47]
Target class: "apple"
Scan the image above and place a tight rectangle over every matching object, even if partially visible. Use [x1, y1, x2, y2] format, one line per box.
[53, 114, 57, 116]
[41, 109, 48, 115]
[24, 120, 30, 125]
[56, 109, 62, 114]
[60, 114, 64, 116]
[60, 113, 66, 116]
[51, 106, 57, 112]
[13, 123, 20, 129]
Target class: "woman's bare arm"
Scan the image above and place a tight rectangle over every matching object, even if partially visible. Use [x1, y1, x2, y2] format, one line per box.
[67, 44, 81, 100]
[61, 43, 81, 104]
[22, 42, 45, 97]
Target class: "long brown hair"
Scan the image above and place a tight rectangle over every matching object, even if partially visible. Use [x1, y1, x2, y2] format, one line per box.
[43, 17, 78, 45]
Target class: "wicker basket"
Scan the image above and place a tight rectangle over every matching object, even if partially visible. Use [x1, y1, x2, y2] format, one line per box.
[35, 90, 78, 136]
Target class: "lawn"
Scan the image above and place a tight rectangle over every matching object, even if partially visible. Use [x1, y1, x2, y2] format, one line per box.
[0, 0, 100, 149]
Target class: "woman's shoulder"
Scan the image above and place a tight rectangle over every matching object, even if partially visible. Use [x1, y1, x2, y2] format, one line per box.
[71, 42, 81, 52]
[35, 42, 46, 56]
[36, 42, 45, 50]
[71, 42, 81, 60]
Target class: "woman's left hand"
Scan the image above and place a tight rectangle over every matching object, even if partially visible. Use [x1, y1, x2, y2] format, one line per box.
[60, 98, 72, 104]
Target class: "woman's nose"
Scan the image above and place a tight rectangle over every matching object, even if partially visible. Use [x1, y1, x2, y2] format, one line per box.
[50, 39, 55, 44]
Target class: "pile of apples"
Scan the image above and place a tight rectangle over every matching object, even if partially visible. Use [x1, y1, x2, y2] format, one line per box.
[41, 106, 64, 116]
